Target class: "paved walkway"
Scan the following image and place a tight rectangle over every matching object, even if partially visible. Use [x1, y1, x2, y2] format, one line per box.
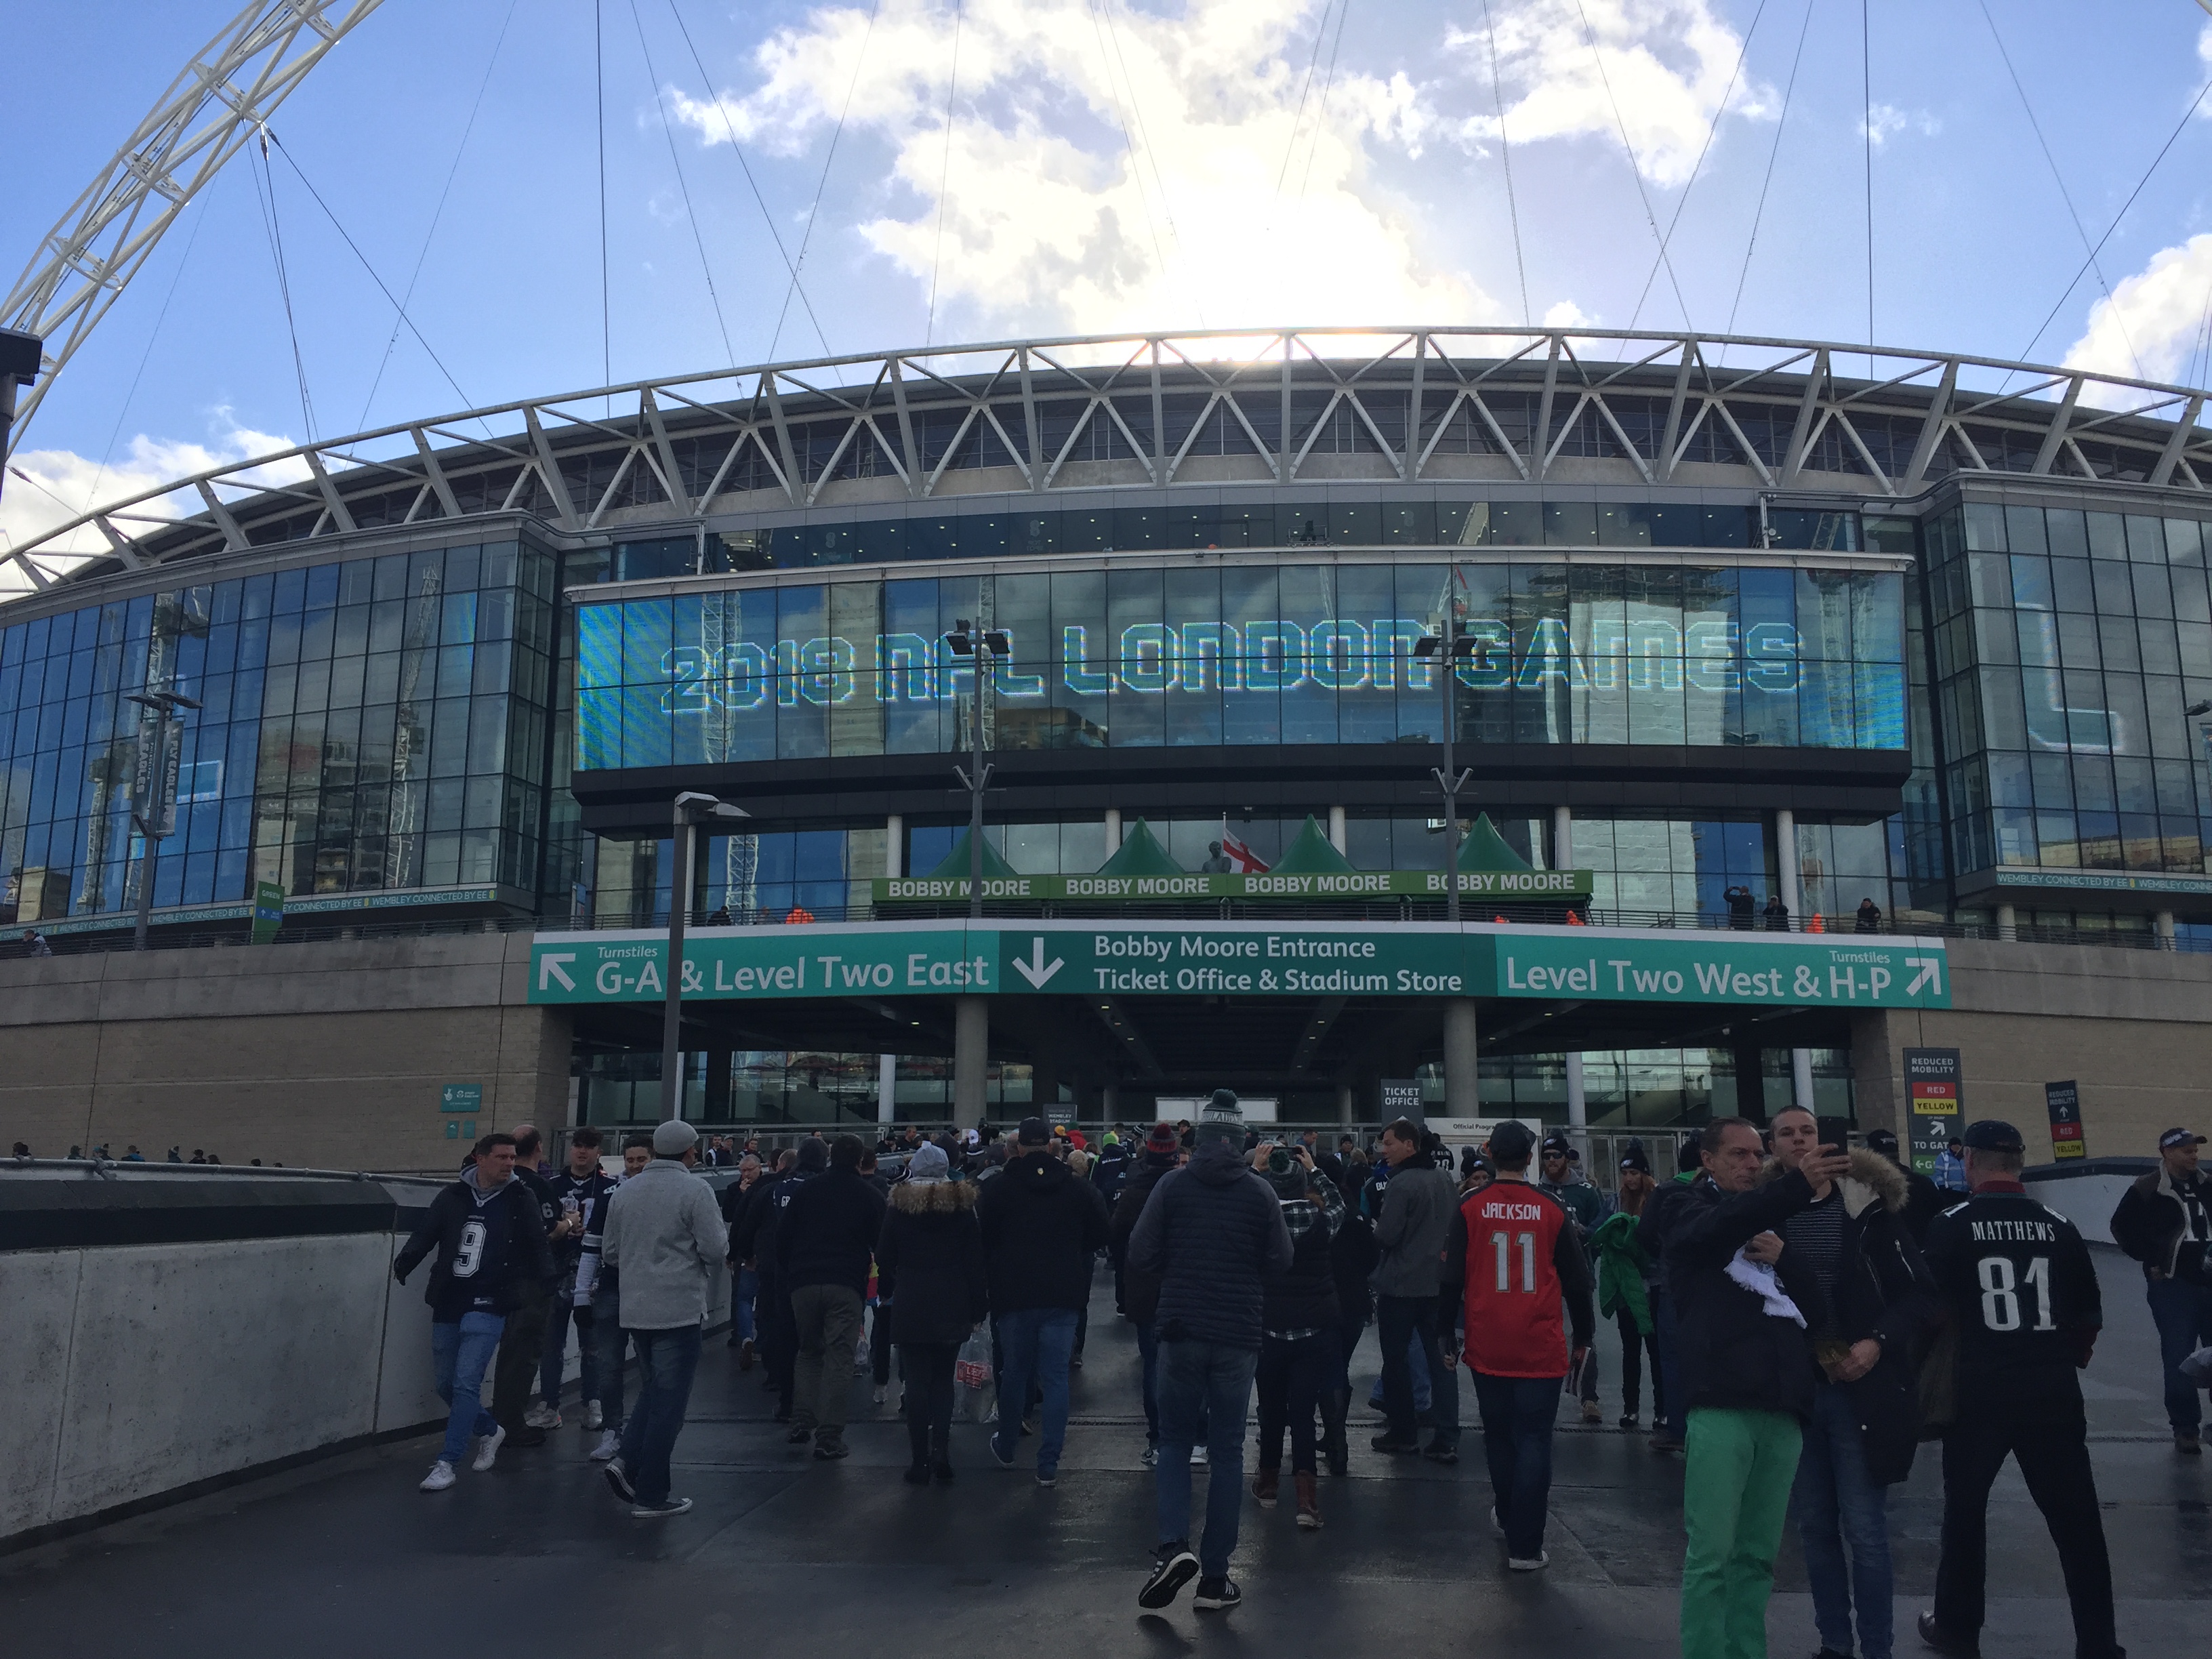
[4, 1248, 2206, 1656]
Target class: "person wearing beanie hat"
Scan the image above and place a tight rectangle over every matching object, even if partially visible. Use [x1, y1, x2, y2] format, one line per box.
[596, 1124, 728, 1517]
[876, 1140, 987, 1483]
[1132, 1096, 1294, 1612]
[1252, 1141, 1347, 1530]
[1111, 1124, 1189, 1461]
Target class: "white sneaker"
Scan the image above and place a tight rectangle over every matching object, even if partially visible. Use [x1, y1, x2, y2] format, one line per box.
[524, 1402, 561, 1430]
[590, 1428, 621, 1462]
[470, 1423, 506, 1473]
[585, 1401, 603, 1431]
[872, 1383, 888, 1405]
[419, 1460, 457, 1492]
[1508, 1551, 1550, 1572]
[1190, 1446, 1208, 1466]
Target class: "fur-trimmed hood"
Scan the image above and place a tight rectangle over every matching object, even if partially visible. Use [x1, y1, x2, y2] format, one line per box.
[1756, 1147, 1908, 1219]
[890, 1178, 978, 1215]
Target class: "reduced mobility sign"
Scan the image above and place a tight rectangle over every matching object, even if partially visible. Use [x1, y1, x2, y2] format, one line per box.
[530, 922, 1948, 1010]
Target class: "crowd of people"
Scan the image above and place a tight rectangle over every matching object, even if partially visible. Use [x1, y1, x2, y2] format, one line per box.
[390, 1102, 2212, 1654]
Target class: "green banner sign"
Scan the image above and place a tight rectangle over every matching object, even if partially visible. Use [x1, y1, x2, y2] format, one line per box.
[872, 869, 1593, 904]
[530, 922, 1948, 1010]
[250, 880, 285, 945]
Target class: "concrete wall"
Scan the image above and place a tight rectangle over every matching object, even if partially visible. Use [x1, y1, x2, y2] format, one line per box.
[1851, 937, 2212, 1163]
[0, 934, 571, 1170]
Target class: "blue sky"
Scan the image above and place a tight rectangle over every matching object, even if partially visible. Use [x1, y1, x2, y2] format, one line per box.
[4, 0, 2211, 582]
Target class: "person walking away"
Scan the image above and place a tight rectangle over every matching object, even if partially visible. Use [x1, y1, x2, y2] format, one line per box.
[1131, 1091, 1292, 1613]
[876, 1142, 988, 1483]
[1592, 1152, 1662, 1429]
[1318, 1150, 1376, 1476]
[489, 1125, 568, 1449]
[777, 1134, 887, 1460]
[573, 1134, 653, 1459]
[1441, 1120, 1594, 1571]
[1766, 1105, 1941, 1659]
[720, 1152, 764, 1363]
[2109, 1125, 2212, 1454]
[738, 1143, 821, 1422]
[599, 1121, 727, 1518]
[1665, 1118, 1849, 1659]
[1637, 1152, 1703, 1452]
[857, 1147, 897, 1399]
[392, 1132, 554, 1492]
[1251, 1142, 1345, 1529]
[1538, 1134, 1610, 1423]
[976, 1116, 1111, 1486]
[1112, 1124, 1185, 1466]
[1370, 1118, 1462, 1462]
[536, 1127, 615, 1431]
[1919, 1120, 2121, 1659]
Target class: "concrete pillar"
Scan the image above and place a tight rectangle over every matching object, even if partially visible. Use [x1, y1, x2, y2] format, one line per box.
[2155, 909, 2177, 949]
[1336, 1081, 1355, 1127]
[1102, 1082, 1120, 1120]
[878, 1052, 897, 1124]
[1733, 1045, 1767, 1122]
[1328, 805, 1347, 853]
[1551, 804, 1573, 871]
[1442, 998, 1479, 1120]
[705, 1048, 733, 1120]
[884, 815, 904, 878]
[953, 997, 989, 1128]
[1792, 1046, 1816, 1114]
[1996, 903, 2018, 941]
[1104, 808, 1121, 852]
[1565, 1052, 1586, 1127]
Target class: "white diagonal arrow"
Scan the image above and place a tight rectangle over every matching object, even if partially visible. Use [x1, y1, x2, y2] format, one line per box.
[1904, 956, 1941, 997]
[1013, 937, 1063, 989]
[538, 951, 576, 991]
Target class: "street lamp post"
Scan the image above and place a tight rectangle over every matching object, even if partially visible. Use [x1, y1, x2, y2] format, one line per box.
[124, 690, 201, 951]
[1411, 626, 1484, 924]
[942, 619, 1009, 920]
[662, 790, 747, 1120]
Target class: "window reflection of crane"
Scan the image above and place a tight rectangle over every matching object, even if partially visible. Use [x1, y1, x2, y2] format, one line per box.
[385, 565, 442, 889]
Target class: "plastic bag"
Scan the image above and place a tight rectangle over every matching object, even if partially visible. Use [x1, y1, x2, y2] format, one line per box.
[955, 1327, 994, 1421]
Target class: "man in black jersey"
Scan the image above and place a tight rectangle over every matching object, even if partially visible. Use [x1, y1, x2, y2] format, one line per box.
[1918, 1120, 2121, 1659]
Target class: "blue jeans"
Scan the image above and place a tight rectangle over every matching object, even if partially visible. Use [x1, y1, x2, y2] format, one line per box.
[617, 1324, 703, 1506]
[1652, 1286, 1685, 1437]
[1376, 1294, 1456, 1441]
[431, 1312, 505, 1467]
[583, 1294, 628, 1423]
[1137, 1321, 1162, 1443]
[1793, 1378, 1893, 1659]
[1472, 1371, 1562, 1560]
[991, 1307, 1078, 1475]
[735, 1267, 758, 1345]
[2146, 1276, 2212, 1434]
[1155, 1338, 1258, 1580]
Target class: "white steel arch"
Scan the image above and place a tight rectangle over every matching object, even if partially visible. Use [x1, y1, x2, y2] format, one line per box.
[1, 0, 385, 457]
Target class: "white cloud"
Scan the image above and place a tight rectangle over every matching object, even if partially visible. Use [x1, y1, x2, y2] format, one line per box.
[1444, 0, 1771, 189]
[1542, 298, 1595, 327]
[669, 0, 1495, 339]
[1860, 102, 1940, 148]
[1, 416, 305, 597]
[2062, 232, 2212, 400]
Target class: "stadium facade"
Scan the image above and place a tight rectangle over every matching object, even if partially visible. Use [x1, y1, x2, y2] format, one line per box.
[5, 328, 2211, 1136]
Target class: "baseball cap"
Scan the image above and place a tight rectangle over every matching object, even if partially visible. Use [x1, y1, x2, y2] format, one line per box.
[2159, 1127, 2207, 1151]
[1489, 1120, 1536, 1167]
[1017, 1116, 1050, 1146]
[1961, 1120, 2025, 1153]
[651, 1120, 699, 1157]
[1864, 1129, 1900, 1160]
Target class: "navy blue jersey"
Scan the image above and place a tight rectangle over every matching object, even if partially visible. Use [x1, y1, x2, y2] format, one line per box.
[1923, 1187, 2101, 1412]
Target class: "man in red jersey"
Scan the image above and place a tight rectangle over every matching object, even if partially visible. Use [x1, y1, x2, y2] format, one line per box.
[1442, 1118, 1595, 1571]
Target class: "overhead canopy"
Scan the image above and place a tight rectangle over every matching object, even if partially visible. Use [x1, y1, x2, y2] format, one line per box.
[923, 828, 1019, 882]
[1456, 812, 1534, 873]
[1269, 815, 1356, 876]
[1094, 819, 1185, 878]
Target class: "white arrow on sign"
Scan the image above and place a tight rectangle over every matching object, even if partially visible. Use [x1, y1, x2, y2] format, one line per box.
[1904, 956, 1941, 997]
[1012, 937, 1063, 989]
[538, 952, 577, 991]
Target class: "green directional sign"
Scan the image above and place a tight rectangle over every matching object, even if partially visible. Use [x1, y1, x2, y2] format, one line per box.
[872, 869, 1592, 904]
[528, 923, 1949, 1010]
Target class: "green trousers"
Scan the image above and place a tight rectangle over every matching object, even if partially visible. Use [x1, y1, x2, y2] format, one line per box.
[1681, 1407, 1804, 1659]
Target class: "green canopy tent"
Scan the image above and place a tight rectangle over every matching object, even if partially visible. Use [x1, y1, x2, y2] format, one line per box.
[1455, 812, 1534, 873]
[1269, 815, 1357, 876]
[1092, 819, 1186, 878]
[922, 828, 1021, 883]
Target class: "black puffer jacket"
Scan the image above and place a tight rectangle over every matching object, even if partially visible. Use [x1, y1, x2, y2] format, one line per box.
[1128, 1138, 1294, 1349]
[1261, 1181, 1343, 1334]
[876, 1180, 989, 1346]
[975, 1150, 1111, 1313]
[1757, 1151, 1942, 1483]
[777, 1166, 888, 1297]
[1111, 1156, 1177, 1326]
[1663, 1168, 1832, 1423]
[1321, 1156, 1378, 1330]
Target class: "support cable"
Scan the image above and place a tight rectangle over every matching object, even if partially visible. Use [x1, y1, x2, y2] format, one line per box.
[629, 0, 735, 367]
[1296, 0, 1352, 197]
[1724, 0, 1815, 345]
[1088, 1, 1180, 327]
[1862, 0, 1873, 365]
[1573, 0, 1694, 331]
[769, 0, 878, 363]
[91, 188, 215, 512]
[597, 0, 611, 407]
[1099, 0, 1204, 327]
[252, 129, 317, 441]
[926, 0, 964, 348]
[1479, 0, 1529, 327]
[1268, 1, 1335, 230]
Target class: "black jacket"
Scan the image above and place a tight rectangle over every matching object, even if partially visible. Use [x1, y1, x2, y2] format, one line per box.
[739, 1167, 814, 1279]
[1127, 1138, 1294, 1349]
[876, 1180, 989, 1345]
[1091, 1146, 1131, 1208]
[393, 1170, 556, 1322]
[510, 1166, 562, 1283]
[1633, 1172, 1700, 1285]
[777, 1166, 888, 1297]
[2111, 1164, 2212, 1278]
[548, 1167, 617, 1271]
[1757, 1152, 1943, 1483]
[1663, 1168, 1832, 1423]
[1261, 1179, 1344, 1334]
[1111, 1158, 1177, 1326]
[975, 1150, 1111, 1312]
[1323, 1158, 1378, 1330]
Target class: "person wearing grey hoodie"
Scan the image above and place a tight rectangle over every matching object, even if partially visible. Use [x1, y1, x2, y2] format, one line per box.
[598, 1120, 728, 1519]
[1371, 1118, 1462, 1462]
